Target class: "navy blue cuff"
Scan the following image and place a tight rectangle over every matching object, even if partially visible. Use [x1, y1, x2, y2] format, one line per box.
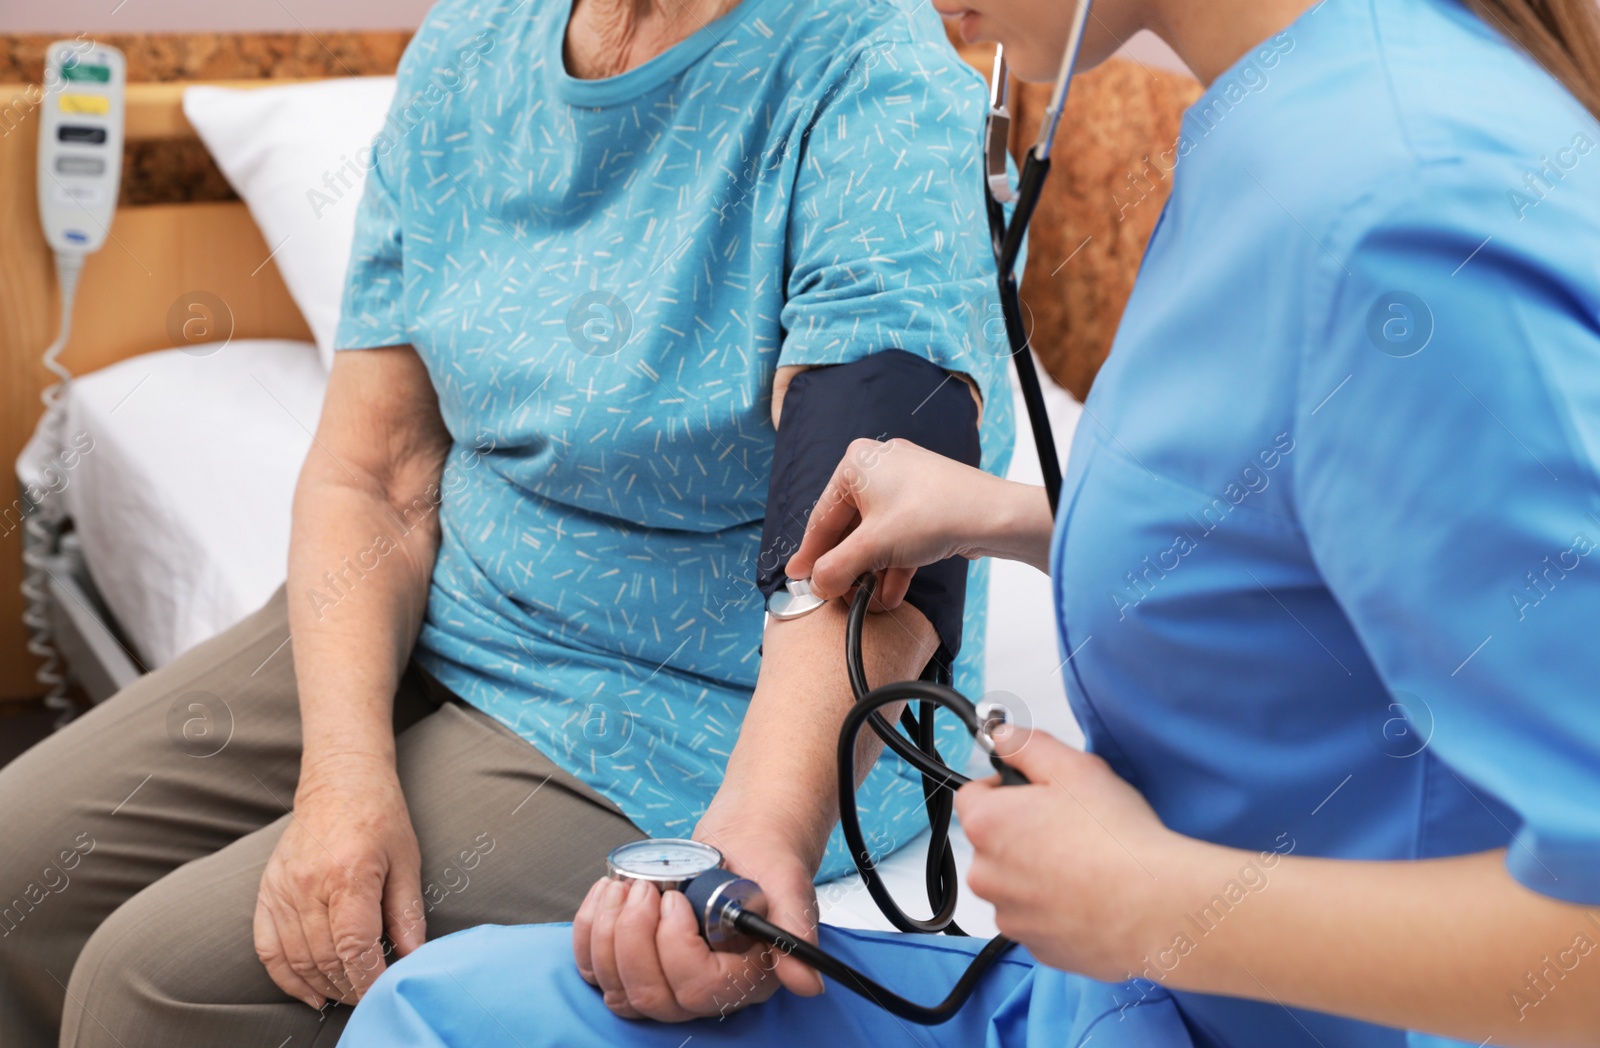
[758, 350, 982, 664]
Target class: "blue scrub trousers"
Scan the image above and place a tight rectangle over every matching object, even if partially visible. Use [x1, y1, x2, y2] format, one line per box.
[339, 923, 1198, 1047]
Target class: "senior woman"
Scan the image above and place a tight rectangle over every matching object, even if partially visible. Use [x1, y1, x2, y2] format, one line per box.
[0, 0, 1010, 1044]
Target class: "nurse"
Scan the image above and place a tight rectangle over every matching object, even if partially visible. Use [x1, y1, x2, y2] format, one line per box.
[339, 0, 1600, 1044]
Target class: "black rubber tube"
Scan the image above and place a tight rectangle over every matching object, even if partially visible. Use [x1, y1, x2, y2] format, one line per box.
[733, 910, 1018, 1026]
[991, 148, 1062, 517]
[770, 569, 1029, 1023]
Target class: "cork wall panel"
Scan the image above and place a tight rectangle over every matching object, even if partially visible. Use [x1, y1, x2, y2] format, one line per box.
[1013, 62, 1203, 401]
[0, 30, 411, 83]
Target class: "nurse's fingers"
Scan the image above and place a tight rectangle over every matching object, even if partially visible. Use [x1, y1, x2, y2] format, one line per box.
[571, 877, 607, 984]
[991, 726, 1082, 781]
[588, 879, 642, 1018]
[614, 879, 695, 1021]
[786, 447, 875, 588]
[809, 536, 890, 605]
[956, 728, 1047, 831]
[874, 566, 914, 611]
[957, 728, 1047, 802]
[989, 724, 1038, 759]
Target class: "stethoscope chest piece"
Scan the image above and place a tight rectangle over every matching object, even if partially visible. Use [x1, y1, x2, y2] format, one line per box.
[765, 577, 827, 620]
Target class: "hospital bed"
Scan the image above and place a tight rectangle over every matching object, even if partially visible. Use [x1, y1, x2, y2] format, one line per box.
[2, 43, 1201, 933]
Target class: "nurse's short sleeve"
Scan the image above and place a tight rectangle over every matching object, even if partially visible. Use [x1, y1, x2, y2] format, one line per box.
[1294, 169, 1600, 904]
[777, 38, 1006, 407]
[333, 111, 407, 352]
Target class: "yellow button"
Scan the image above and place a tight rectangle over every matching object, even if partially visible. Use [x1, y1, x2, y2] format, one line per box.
[59, 94, 110, 115]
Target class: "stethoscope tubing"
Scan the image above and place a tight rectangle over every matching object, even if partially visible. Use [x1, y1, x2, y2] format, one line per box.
[988, 0, 1094, 518]
[731, 905, 1020, 1025]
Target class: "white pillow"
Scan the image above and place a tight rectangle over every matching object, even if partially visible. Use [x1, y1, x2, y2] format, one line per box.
[184, 78, 398, 371]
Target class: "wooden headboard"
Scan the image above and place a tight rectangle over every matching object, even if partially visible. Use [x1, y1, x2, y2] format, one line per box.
[0, 80, 324, 698]
[0, 31, 1198, 701]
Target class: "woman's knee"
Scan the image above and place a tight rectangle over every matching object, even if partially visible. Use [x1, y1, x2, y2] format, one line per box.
[0, 718, 119, 966]
[60, 855, 274, 1047]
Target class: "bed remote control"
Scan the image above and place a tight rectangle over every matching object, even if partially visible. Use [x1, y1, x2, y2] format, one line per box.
[37, 40, 125, 255]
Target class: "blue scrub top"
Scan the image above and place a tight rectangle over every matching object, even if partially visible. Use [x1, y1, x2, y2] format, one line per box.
[1054, 0, 1600, 1041]
[341, 0, 1600, 1045]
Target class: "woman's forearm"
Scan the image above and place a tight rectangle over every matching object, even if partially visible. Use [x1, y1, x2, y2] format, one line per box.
[280, 347, 451, 780]
[702, 599, 938, 872]
[1148, 845, 1600, 1045]
[287, 467, 443, 774]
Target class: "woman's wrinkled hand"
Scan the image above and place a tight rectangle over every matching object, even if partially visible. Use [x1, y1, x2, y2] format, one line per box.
[785, 438, 1052, 609]
[571, 826, 822, 1022]
[254, 754, 426, 1009]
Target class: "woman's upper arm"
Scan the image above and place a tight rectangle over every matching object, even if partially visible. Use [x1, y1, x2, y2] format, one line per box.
[773, 39, 1006, 418]
[302, 346, 451, 504]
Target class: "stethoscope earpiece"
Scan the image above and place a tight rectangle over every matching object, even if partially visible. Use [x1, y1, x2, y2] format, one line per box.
[982, 3, 1094, 517]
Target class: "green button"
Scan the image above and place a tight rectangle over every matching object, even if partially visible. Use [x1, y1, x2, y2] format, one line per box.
[61, 62, 112, 83]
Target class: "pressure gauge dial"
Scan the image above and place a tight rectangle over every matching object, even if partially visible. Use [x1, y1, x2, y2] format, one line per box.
[606, 838, 724, 891]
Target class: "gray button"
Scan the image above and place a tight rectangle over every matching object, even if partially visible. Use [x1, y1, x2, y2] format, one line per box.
[56, 155, 105, 176]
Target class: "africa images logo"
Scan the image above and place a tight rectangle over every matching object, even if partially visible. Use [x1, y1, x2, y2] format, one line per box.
[1365, 291, 1433, 358]
[565, 291, 634, 357]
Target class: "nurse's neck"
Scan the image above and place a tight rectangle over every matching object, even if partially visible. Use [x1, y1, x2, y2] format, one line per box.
[566, 0, 743, 80]
[1144, 0, 1323, 86]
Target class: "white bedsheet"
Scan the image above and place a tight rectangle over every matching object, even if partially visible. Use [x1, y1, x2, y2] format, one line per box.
[58, 338, 1082, 931]
[61, 339, 326, 670]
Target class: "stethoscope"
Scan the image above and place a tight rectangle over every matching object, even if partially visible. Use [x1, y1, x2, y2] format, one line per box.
[605, 3, 1095, 1025]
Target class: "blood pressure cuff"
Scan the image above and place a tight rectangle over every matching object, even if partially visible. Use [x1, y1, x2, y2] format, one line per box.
[758, 349, 982, 665]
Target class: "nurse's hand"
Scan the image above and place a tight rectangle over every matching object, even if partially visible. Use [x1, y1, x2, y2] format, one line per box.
[956, 727, 1189, 980]
[786, 438, 1054, 609]
[571, 828, 822, 1020]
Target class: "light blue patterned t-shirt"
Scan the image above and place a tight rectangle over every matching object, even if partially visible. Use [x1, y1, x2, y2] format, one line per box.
[334, 0, 1014, 879]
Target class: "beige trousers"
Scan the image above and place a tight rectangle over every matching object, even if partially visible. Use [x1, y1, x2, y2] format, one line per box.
[0, 585, 645, 1047]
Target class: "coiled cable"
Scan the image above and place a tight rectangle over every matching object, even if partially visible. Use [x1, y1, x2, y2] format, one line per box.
[20, 250, 86, 729]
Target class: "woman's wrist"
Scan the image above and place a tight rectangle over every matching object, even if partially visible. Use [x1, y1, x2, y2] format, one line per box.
[695, 792, 828, 875]
[297, 746, 399, 799]
[293, 674, 403, 785]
